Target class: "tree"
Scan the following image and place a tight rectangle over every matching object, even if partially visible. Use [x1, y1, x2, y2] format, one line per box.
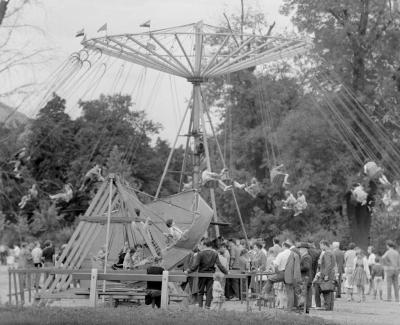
[280, 0, 400, 249]
[28, 93, 77, 190]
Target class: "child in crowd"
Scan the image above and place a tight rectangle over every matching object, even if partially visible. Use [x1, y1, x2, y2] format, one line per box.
[371, 256, 384, 300]
[212, 273, 225, 311]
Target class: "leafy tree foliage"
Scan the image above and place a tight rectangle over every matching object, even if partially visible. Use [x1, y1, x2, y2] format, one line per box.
[0, 93, 184, 245]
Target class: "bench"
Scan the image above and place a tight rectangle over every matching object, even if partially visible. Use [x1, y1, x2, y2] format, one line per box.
[73, 269, 187, 308]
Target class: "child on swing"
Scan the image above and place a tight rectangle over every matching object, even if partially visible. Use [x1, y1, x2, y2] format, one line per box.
[382, 180, 400, 212]
[242, 177, 261, 198]
[10, 147, 30, 179]
[294, 191, 308, 216]
[270, 164, 290, 188]
[351, 183, 368, 206]
[80, 164, 105, 191]
[49, 183, 73, 203]
[201, 167, 232, 191]
[363, 161, 390, 185]
[18, 184, 38, 209]
[282, 190, 297, 210]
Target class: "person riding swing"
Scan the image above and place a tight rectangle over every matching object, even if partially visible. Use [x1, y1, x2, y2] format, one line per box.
[270, 164, 290, 188]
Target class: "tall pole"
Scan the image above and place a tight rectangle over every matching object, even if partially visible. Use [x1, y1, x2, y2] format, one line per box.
[103, 174, 114, 294]
[190, 21, 204, 191]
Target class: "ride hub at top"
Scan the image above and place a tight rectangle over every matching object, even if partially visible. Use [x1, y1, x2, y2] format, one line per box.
[81, 21, 310, 190]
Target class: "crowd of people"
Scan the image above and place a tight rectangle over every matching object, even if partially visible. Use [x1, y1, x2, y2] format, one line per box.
[178, 236, 400, 312]
[1, 235, 399, 312]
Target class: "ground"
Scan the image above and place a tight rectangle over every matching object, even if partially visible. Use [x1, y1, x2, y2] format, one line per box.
[0, 265, 399, 324]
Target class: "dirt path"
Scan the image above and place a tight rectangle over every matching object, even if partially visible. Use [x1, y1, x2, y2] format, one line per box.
[311, 297, 400, 325]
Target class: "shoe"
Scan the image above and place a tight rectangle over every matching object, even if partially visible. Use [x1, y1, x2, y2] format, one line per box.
[230, 297, 239, 301]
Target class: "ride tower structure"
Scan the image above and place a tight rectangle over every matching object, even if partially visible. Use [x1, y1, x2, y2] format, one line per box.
[82, 21, 310, 239]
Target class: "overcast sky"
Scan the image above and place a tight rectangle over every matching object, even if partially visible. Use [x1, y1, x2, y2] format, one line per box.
[8, 0, 292, 142]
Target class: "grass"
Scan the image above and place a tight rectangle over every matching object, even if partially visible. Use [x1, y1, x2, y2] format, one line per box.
[0, 305, 339, 325]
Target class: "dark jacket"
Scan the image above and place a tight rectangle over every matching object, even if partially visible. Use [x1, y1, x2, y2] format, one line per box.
[320, 250, 336, 281]
[308, 247, 321, 279]
[42, 246, 55, 263]
[189, 248, 228, 274]
[300, 252, 312, 284]
[333, 248, 345, 274]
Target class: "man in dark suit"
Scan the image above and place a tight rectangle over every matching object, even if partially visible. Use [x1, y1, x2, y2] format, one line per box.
[318, 240, 336, 310]
[332, 241, 345, 298]
[307, 239, 321, 307]
[297, 242, 312, 313]
[187, 240, 228, 308]
[285, 240, 301, 310]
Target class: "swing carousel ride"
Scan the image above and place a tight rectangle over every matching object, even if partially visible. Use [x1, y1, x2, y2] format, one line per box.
[20, 21, 310, 289]
[10, 20, 400, 301]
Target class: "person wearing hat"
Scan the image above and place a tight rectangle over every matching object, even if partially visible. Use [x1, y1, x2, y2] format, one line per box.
[165, 219, 183, 243]
[297, 242, 312, 313]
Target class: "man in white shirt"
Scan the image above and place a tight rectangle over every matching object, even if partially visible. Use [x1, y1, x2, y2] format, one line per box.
[31, 241, 43, 288]
[31, 242, 43, 267]
[262, 241, 292, 297]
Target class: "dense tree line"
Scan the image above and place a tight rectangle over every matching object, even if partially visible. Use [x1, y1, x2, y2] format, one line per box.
[0, 93, 184, 244]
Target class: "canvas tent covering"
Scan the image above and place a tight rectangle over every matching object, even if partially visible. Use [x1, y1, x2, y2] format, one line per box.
[147, 190, 214, 268]
[40, 175, 213, 296]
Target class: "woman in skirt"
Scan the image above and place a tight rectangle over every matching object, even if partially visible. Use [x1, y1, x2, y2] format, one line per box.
[350, 248, 370, 302]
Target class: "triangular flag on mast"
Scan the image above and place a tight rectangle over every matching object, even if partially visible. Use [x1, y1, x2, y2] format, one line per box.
[97, 23, 108, 33]
[140, 20, 151, 28]
[75, 28, 85, 37]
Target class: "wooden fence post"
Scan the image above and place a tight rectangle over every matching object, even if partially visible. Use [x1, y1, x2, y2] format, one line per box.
[8, 269, 12, 304]
[160, 270, 169, 309]
[12, 270, 18, 305]
[89, 268, 98, 307]
[19, 271, 25, 305]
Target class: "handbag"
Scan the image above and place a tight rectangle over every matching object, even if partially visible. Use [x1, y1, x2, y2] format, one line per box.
[319, 280, 335, 292]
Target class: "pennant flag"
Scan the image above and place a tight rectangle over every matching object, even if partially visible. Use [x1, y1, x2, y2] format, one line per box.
[97, 23, 107, 33]
[140, 20, 151, 28]
[75, 28, 85, 37]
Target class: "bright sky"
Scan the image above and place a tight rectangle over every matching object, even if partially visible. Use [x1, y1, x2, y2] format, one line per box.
[6, 0, 292, 142]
